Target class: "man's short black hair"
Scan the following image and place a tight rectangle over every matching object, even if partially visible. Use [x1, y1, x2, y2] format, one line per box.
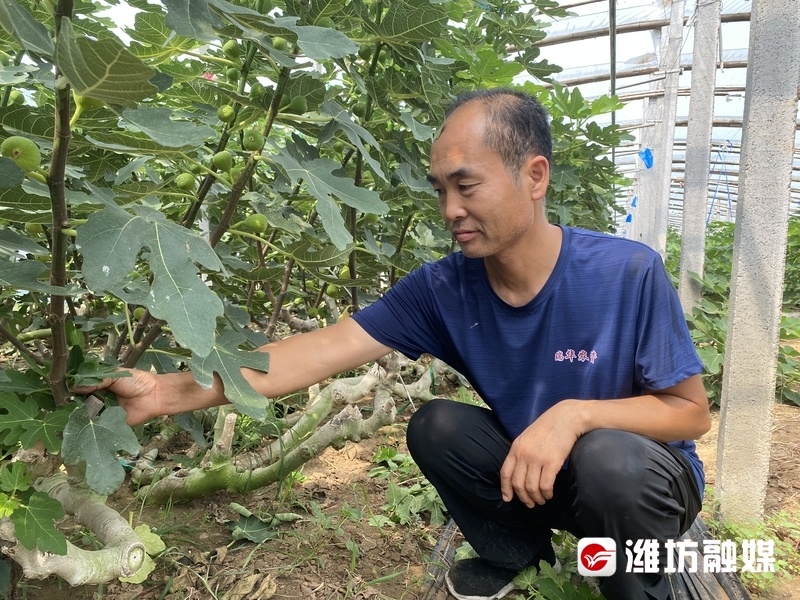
[445, 89, 552, 177]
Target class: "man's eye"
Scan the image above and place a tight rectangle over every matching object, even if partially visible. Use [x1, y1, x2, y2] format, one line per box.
[458, 184, 474, 192]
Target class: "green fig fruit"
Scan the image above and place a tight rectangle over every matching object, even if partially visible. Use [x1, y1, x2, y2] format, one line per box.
[217, 104, 236, 123]
[1, 136, 41, 173]
[212, 150, 234, 172]
[241, 213, 268, 233]
[243, 129, 265, 151]
[176, 173, 195, 190]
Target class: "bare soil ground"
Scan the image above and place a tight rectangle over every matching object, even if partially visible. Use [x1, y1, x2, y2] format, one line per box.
[20, 404, 800, 600]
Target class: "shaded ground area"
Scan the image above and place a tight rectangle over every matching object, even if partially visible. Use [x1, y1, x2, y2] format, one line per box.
[19, 404, 800, 599]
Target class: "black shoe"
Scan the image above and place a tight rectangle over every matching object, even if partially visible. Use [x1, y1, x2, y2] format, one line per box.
[445, 557, 519, 600]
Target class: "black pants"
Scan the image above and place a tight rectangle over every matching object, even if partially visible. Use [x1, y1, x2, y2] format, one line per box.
[406, 399, 702, 600]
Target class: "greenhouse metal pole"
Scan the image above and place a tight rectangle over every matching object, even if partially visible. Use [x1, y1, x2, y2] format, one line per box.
[715, 0, 800, 523]
[678, 0, 722, 311]
[629, 0, 684, 256]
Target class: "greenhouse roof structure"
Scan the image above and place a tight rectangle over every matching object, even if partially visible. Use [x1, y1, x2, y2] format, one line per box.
[536, 0, 800, 233]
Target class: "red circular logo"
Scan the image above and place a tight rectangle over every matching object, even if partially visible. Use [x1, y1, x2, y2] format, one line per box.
[580, 542, 612, 572]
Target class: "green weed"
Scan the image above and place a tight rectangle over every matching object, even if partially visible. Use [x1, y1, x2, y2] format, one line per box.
[368, 446, 447, 527]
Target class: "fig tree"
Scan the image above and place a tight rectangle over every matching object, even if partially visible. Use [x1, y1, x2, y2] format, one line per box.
[1, 136, 41, 173]
[226, 67, 240, 82]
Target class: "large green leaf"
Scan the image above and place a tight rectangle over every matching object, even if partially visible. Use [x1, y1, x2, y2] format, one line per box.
[0, 369, 48, 394]
[549, 164, 581, 192]
[10, 491, 67, 554]
[61, 405, 139, 495]
[227, 514, 280, 543]
[0, 393, 36, 448]
[0, 393, 69, 453]
[127, 11, 198, 63]
[272, 149, 388, 250]
[0, 0, 55, 58]
[19, 407, 70, 453]
[0, 179, 51, 220]
[461, 48, 524, 85]
[399, 111, 436, 142]
[0, 462, 31, 493]
[365, 0, 448, 43]
[0, 63, 30, 86]
[84, 131, 188, 154]
[315, 194, 350, 249]
[319, 100, 385, 181]
[0, 178, 97, 224]
[54, 18, 158, 106]
[283, 238, 355, 270]
[0, 105, 55, 139]
[0, 158, 24, 189]
[162, 0, 219, 41]
[120, 107, 215, 148]
[190, 330, 270, 421]
[78, 204, 225, 357]
[282, 74, 326, 112]
[274, 17, 358, 61]
[0, 260, 73, 295]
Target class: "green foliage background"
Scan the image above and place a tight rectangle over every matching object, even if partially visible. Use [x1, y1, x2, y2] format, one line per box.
[665, 219, 800, 407]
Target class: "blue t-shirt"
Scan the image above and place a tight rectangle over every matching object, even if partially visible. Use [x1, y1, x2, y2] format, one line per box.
[352, 226, 705, 492]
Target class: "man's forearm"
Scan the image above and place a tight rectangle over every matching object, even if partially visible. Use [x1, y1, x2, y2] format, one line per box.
[156, 371, 229, 416]
[570, 374, 711, 442]
[155, 318, 392, 417]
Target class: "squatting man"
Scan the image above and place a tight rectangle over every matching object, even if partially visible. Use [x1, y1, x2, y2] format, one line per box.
[79, 88, 711, 600]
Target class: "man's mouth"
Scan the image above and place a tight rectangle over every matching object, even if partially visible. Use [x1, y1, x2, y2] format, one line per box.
[452, 230, 478, 243]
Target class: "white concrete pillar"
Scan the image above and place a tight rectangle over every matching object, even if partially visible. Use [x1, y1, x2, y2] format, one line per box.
[715, 0, 800, 523]
[678, 0, 721, 312]
[629, 0, 685, 257]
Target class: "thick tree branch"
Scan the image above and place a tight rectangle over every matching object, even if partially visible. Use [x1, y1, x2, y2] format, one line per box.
[45, 0, 75, 405]
[0, 475, 146, 585]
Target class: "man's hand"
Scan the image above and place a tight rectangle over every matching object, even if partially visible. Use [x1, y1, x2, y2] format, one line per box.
[73, 369, 161, 426]
[498, 375, 711, 508]
[499, 400, 584, 508]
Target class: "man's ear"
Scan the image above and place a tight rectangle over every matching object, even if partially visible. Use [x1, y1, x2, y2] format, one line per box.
[524, 155, 550, 201]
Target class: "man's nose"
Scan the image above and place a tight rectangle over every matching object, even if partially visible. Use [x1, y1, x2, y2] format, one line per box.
[441, 194, 468, 223]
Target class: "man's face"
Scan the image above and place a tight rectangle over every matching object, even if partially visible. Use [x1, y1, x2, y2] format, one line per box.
[427, 102, 537, 259]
